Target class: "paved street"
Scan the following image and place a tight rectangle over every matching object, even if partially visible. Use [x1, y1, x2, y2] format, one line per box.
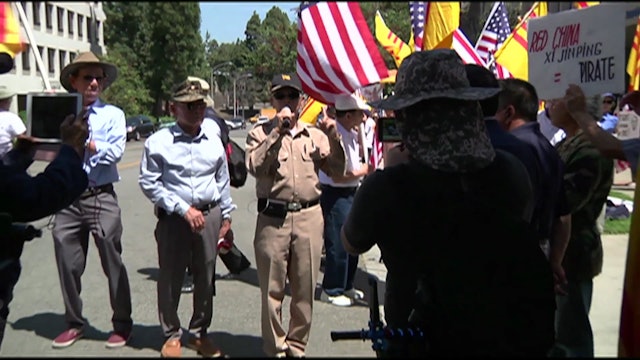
[1, 129, 376, 357]
[1, 127, 632, 357]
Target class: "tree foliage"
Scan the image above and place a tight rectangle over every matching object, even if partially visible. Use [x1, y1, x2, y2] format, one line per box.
[102, 2, 539, 114]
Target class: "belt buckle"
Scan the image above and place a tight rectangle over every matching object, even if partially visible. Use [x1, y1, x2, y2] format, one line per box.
[287, 201, 302, 211]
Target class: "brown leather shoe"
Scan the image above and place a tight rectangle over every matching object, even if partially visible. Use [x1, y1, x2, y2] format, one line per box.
[161, 338, 182, 358]
[186, 336, 222, 357]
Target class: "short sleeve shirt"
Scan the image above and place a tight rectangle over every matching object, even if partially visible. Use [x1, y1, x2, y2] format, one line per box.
[0, 110, 26, 158]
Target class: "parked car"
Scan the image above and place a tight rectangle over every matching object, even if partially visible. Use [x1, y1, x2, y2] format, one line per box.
[158, 121, 176, 130]
[126, 115, 156, 141]
[225, 117, 246, 130]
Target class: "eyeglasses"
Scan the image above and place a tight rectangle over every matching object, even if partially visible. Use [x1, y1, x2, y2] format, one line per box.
[186, 101, 206, 111]
[82, 75, 105, 82]
[273, 91, 300, 100]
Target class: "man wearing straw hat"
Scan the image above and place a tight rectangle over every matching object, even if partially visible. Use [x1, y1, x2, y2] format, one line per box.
[50, 51, 133, 349]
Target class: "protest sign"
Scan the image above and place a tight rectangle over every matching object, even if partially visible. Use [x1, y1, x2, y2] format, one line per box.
[616, 110, 640, 140]
[528, 4, 626, 100]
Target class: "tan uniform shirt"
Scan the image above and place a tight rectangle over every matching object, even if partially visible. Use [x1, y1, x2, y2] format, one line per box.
[246, 120, 346, 203]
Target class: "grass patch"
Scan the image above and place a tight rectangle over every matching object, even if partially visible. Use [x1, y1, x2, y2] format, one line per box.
[609, 190, 634, 201]
[603, 190, 633, 234]
[604, 217, 631, 234]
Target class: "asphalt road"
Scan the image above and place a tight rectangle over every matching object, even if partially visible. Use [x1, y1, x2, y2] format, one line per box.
[1, 128, 379, 357]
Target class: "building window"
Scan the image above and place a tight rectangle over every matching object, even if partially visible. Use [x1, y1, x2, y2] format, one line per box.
[57, 7, 64, 33]
[48, 48, 55, 74]
[59, 50, 66, 72]
[77, 15, 83, 38]
[67, 11, 74, 36]
[21, 45, 30, 71]
[86, 18, 91, 41]
[45, 2, 53, 31]
[70, 52, 76, 63]
[32, 2, 41, 27]
[96, 20, 101, 43]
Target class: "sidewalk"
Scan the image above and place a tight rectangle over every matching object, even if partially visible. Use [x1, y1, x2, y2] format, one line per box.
[360, 234, 630, 357]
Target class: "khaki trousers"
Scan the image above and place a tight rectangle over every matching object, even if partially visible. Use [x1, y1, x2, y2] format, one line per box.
[254, 204, 324, 357]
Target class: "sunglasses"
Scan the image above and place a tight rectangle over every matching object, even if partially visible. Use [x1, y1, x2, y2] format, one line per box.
[185, 101, 206, 111]
[82, 75, 105, 82]
[603, 100, 614, 104]
[273, 91, 300, 100]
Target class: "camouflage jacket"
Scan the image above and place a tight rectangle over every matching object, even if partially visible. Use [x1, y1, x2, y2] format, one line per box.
[555, 130, 613, 281]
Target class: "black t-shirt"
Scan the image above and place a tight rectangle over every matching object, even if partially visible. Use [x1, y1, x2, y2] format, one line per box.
[343, 150, 555, 356]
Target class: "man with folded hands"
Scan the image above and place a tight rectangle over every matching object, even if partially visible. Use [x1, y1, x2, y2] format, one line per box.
[139, 78, 236, 358]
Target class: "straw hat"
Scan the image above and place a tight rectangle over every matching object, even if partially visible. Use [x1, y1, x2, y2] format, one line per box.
[60, 51, 118, 92]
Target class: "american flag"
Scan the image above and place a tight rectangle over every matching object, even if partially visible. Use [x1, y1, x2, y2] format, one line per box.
[475, 2, 512, 79]
[296, 2, 389, 105]
[451, 29, 486, 66]
[409, 2, 427, 52]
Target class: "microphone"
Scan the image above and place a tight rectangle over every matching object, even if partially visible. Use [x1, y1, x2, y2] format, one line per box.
[280, 106, 293, 129]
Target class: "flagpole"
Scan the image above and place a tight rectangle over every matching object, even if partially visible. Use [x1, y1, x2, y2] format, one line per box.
[486, 1, 540, 69]
[474, 2, 500, 50]
[14, 2, 51, 90]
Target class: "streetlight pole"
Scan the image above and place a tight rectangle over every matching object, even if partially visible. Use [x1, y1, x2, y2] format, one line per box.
[233, 72, 252, 119]
[209, 61, 233, 100]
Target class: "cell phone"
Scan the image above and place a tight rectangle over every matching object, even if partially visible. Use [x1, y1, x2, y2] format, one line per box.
[26, 92, 82, 143]
[377, 116, 402, 143]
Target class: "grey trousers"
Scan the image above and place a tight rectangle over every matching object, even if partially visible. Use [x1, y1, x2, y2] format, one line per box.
[52, 189, 133, 332]
[154, 206, 221, 340]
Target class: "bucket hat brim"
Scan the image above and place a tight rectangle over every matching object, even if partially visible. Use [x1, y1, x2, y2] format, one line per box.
[369, 87, 501, 110]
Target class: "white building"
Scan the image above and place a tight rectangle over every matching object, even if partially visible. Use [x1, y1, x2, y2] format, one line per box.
[2, 1, 106, 114]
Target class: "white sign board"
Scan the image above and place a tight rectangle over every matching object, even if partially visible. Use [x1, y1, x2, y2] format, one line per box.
[616, 111, 640, 140]
[528, 4, 626, 100]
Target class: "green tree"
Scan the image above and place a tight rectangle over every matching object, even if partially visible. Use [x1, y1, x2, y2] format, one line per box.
[103, 2, 208, 116]
[101, 43, 153, 117]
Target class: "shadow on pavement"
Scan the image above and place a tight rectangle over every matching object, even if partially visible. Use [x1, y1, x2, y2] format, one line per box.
[207, 331, 265, 357]
[10, 312, 163, 352]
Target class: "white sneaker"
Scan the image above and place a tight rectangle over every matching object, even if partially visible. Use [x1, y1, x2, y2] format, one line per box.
[320, 292, 353, 307]
[344, 288, 365, 300]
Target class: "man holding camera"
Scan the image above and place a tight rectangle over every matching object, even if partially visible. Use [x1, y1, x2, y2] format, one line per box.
[0, 112, 89, 349]
[50, 52, 133, 349]
[245, 73, 345, 357]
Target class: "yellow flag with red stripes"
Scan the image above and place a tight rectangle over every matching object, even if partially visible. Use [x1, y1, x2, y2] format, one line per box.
[298, 97, 325, 125]
[493, 2, 548, 81]
[573, 2, 599, 9]
[628, 16, 640, 91]
[374, 10, 411, 68]
[0, 2, 24, 58]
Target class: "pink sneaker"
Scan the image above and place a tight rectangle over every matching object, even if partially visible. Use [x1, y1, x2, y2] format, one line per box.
[52, 328, 83, 348]
[106, 330, 132, 348]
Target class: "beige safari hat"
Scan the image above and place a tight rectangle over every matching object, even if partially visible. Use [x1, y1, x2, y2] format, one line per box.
[60, 51, 118, 92]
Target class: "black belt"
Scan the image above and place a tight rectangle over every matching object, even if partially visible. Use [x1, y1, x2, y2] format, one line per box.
[156, 201, 219, 218]
[80, 183, 113, 199]
[257, 198, 319, 217]
[320, 184, 358, 195]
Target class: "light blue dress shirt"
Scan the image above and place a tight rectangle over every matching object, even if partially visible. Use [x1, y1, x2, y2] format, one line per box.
[85, 99, 127, 187]
[138, 122, 236, 219]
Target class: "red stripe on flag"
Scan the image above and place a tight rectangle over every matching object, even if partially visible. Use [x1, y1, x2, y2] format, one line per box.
[297, 2, 388, 104]
[513, 30, 528, 49]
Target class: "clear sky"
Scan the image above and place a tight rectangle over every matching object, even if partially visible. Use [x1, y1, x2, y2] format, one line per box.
[200, 2, 297, 44]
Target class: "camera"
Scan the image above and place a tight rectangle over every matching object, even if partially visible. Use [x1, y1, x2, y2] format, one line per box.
[377, 117, 402, 143]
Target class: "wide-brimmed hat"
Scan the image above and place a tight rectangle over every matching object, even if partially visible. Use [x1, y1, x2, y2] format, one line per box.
[334, 94, 370, 111]
[0, 85, 15, 99]
[171, 78, 206, 103]
[369, 49, 500, 110]
[60, 51, 118, 92]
